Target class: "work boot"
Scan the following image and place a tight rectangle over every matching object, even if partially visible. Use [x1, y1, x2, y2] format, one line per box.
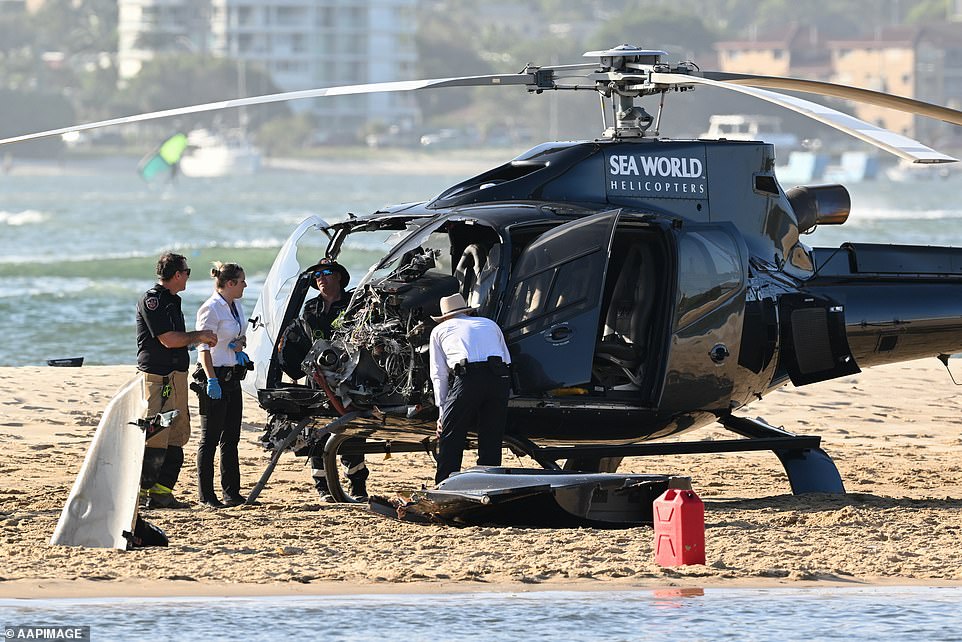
[312, 464, 335, 503]
[349, 477, 368, 501]
[144, 483, 190, 509]
[315, 481, 336, 503]
[345, 459, 369, 501]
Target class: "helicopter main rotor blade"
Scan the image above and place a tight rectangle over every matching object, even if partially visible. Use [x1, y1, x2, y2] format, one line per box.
[650, 72, 957, 164]
[0, 68, 584, 146]
[701, 71, 962, 127]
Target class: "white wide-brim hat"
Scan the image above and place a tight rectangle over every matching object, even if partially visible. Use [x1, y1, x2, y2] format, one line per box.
[431, 293, 476, 322]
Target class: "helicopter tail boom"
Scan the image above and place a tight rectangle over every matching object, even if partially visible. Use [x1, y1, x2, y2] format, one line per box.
[806, 243, 962, 369]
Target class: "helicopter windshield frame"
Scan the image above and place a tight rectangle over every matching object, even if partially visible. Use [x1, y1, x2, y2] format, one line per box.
[360, 217, 453, 287]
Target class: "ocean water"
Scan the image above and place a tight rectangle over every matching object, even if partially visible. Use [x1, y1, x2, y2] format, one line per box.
[0, 166, 465, 367]
[1, 587, 962, 641]
[1, 162, 961, 367]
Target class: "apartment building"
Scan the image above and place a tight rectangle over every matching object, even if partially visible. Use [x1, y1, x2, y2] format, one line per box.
[118, 0, 419, 134]
[830, 24, 962, 143]
[715, 24, 832, 80]
[715, 21, 962, 142]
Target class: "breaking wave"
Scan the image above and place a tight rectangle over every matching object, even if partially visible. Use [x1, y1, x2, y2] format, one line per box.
[0, 209, 47, 226]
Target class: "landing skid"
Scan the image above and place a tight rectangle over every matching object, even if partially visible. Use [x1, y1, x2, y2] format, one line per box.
[321, 433, 435, 504]
[256, 413, 844, 504]
[717, 415, 845, 494]
[247, 411, 372, 505]
[512, 415, 845, 495]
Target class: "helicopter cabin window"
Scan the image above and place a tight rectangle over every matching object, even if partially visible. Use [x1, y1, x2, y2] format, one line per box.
[675, 230, 743, 329]
[363, 219, 502, 312]
[503, 216, 610, 337]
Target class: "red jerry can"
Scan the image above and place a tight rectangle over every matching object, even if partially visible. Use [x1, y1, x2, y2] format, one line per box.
[653, 488, 705, 566]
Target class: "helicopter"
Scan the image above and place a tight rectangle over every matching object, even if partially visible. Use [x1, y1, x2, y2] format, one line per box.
[7, 45, 962, 508]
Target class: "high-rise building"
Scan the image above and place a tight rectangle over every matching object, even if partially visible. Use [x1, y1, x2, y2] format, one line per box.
[118, 0, 419, 136]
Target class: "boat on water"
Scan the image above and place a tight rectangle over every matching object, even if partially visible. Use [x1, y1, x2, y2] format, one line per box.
[178, 128, 262, 178]
[884, 158, 959, 182]
[699, 115, 873, 185]
[776, 149, 881, 185]
[699, 114, 800, 150]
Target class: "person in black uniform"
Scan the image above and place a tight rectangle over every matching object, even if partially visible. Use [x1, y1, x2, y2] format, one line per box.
[137, 252, 217, 509]
[302, 259, 369, 501]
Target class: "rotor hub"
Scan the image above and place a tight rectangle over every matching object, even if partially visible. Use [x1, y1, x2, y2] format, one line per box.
[581, 45, 695, 139]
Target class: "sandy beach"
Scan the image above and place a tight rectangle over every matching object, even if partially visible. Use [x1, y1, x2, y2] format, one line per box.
[2, 360, 961, 598]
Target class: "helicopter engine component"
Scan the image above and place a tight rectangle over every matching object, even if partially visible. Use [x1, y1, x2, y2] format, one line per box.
[787, 185, 851, 233]
[307, 257, 458, 412]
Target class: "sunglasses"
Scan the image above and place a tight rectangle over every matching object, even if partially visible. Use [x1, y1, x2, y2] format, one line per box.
[180, 267, 191, 276]
[313, 268, 336, 278]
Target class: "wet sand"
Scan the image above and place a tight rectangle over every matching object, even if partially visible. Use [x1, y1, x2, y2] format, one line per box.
[1, 360, 961, 598]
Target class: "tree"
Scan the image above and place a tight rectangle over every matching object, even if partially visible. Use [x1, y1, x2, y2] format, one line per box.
[415, 10, 495, 121]
[905, 0, 954, 24]
[116, 54, 288, 131]
[255, 113, 317, 156]
[0, 88, 73, 157]
[29, 0, 117, 54]
[588, 7, 720, 60]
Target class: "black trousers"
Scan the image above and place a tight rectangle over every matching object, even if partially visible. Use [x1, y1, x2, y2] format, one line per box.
[197, 379, 243, 500]
[435, 366, 511, 484]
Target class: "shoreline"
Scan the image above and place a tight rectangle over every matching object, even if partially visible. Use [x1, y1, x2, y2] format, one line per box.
[2, 361, 962, 598]
[4, 576, 962, 601]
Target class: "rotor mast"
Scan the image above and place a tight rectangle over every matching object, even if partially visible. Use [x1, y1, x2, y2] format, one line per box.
[580, 45, 695, 140]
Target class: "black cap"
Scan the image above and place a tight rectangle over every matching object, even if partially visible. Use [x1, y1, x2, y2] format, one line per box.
[307, 258, 350, 291]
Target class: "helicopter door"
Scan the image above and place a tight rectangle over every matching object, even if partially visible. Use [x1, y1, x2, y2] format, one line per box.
[658, 224, 749, 413]
[778, 294, 860, 386]
[242, 215, 331, 396]
[502, 209, 621, 392]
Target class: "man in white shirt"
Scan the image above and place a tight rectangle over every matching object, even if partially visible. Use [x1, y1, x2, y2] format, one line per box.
[429, 293, 512, 484]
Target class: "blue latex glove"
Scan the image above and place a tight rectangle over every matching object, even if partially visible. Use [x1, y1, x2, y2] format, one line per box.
[236, 351, 251, 367]
[206, 377, 222, 400]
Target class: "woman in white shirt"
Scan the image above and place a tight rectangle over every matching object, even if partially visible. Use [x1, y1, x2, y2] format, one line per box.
[194, 262, 249, 508]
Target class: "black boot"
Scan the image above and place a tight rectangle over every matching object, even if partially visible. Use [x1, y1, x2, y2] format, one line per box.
[347, 468, 369, 500]
[311, 456, 335, 502]
[197, 448, 222, 508]
[145, 484, 191, 509]
[343, 449, 368, 500]
[313, 475, 335, 503]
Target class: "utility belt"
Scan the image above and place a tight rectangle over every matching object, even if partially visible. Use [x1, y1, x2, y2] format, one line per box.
[452, 355, 508, 377]
[189, 362, 249, 394]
